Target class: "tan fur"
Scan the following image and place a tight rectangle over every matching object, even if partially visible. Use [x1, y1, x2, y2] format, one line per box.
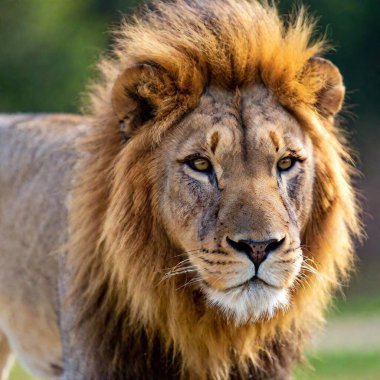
[0, 1, 361, 379]
[67, 1, 361, 379]
[0, 334, 13, 380]
[0, 114, 90, 379]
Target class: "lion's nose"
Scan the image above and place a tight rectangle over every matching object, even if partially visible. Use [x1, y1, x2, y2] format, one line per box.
[226, 236, 285, 269]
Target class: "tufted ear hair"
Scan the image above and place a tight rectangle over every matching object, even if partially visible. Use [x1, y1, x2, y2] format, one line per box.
[111, 63, 177, 137]
[307, 57, 345, 118]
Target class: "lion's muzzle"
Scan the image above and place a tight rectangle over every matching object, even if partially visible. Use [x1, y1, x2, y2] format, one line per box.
[225, 236, 285, 269]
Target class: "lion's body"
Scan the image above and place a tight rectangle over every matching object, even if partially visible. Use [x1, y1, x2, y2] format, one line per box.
[0, 1, 361, 379]
[0, 114, 89, 379]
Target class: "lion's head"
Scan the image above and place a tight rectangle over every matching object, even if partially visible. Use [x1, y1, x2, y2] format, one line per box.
[69, 1, 361, 378]
[153, 84, 315, 324]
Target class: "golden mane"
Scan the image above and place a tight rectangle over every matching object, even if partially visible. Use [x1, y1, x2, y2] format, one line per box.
[68, 1, 361, 379]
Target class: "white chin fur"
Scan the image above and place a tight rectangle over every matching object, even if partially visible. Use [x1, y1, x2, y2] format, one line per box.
[204, 282, 289, 325]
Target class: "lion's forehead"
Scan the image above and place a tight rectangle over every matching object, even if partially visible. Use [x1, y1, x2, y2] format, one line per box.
[177, 85, 307, 162]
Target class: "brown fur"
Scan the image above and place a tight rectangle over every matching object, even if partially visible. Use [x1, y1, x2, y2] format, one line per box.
[68, 1, 361, 379]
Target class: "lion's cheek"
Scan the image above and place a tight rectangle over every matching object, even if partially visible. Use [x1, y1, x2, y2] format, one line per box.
[194, 263, 252, 291]
[163, 181, 219, 250]
[189, 256, 255, 291]
[259, 255, 302, 288]
[160, 182, 204, 245]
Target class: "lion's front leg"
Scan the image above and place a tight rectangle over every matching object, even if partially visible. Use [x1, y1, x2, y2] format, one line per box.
[0, 333, 13, 380]
[59, 259, 89, 380]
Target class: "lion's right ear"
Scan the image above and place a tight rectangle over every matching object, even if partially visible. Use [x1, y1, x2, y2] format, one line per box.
[111, 64, 176, 137]
[307, 57, 345, 118]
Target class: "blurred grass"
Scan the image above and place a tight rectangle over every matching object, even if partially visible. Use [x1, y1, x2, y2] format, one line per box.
[329, 295, 380, 318]
[10, 363, 34, 380]
[296, 351, 380, 380]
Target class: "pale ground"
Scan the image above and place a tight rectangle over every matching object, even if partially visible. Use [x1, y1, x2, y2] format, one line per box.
[312, 315, 380, 351]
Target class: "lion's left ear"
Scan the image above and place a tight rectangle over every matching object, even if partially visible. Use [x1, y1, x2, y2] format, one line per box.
[111, 63, 177, 138]
[308, 57, 345, 118]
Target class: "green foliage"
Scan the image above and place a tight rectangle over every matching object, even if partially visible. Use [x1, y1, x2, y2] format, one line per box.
[0, 0, 108, 113]
[279, 0, 380, 129]
[0, 0, 379, 130]
[330, 294, 380, 318]
[295, 351, 380, 380]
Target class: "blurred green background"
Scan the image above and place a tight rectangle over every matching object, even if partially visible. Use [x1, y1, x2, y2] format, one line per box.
[1, 0, 379, 379]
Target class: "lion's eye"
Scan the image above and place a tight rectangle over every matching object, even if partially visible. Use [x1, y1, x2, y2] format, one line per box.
[277, 157, 296, 172]
[188, 157, 212, 173]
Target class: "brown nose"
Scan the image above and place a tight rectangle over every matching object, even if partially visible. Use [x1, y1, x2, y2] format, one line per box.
[226, 236, 285, 269]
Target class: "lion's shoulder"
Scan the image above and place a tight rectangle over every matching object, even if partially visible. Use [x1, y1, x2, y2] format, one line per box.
[0, 112, 91, 191]
[0, 113, 90, 166]
[0, 113, 91, 256]
[0, 113, 90, 139]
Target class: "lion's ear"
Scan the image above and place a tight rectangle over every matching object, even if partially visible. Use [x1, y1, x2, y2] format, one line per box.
[111, 64, 176, 136]
[308, 57, 345, 118]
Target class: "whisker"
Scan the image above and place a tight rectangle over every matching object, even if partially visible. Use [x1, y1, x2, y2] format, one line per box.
[170, 249, 203, 259]
[163, 267, 196, 277]
[300, 258, 339, 285]
[160, 257, 196, 274]
[176, 276, 203, 291]
[170, 244, 216, 259]
[159, 270, 197, 285]
[299, 244, 312, 255]
[205, 270, 228, 288]
[168, 258, 193, 270]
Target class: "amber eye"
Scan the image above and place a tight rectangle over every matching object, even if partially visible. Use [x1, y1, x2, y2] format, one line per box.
[188, 157, 212, 173]
[277, 157, 296, 171]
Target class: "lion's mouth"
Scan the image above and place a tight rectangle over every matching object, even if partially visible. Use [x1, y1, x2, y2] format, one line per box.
[201, 273, 290, 324]
[222, 276, 282, 292]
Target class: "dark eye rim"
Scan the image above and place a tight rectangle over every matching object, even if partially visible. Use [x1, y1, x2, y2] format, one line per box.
[187, 157, 213, 173]
[277, 156, 298, 172]
[177, 154, 214, 174]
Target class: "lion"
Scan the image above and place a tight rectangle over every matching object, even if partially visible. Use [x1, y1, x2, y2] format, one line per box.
[0, 0, 361, 379]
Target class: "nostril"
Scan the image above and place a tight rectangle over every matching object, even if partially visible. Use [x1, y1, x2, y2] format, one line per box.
[226, 236, 251, 255]
[226, 236, 285, 268]
[265, 237, 285, 253]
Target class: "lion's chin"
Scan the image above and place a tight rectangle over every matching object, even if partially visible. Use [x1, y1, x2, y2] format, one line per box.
[204, 280, 290, 325]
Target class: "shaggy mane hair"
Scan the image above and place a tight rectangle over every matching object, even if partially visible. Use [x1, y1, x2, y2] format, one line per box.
[68, 0, 361, 379]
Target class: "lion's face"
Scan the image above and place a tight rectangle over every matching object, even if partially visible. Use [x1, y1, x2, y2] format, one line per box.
[159, 85, 315, 324]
